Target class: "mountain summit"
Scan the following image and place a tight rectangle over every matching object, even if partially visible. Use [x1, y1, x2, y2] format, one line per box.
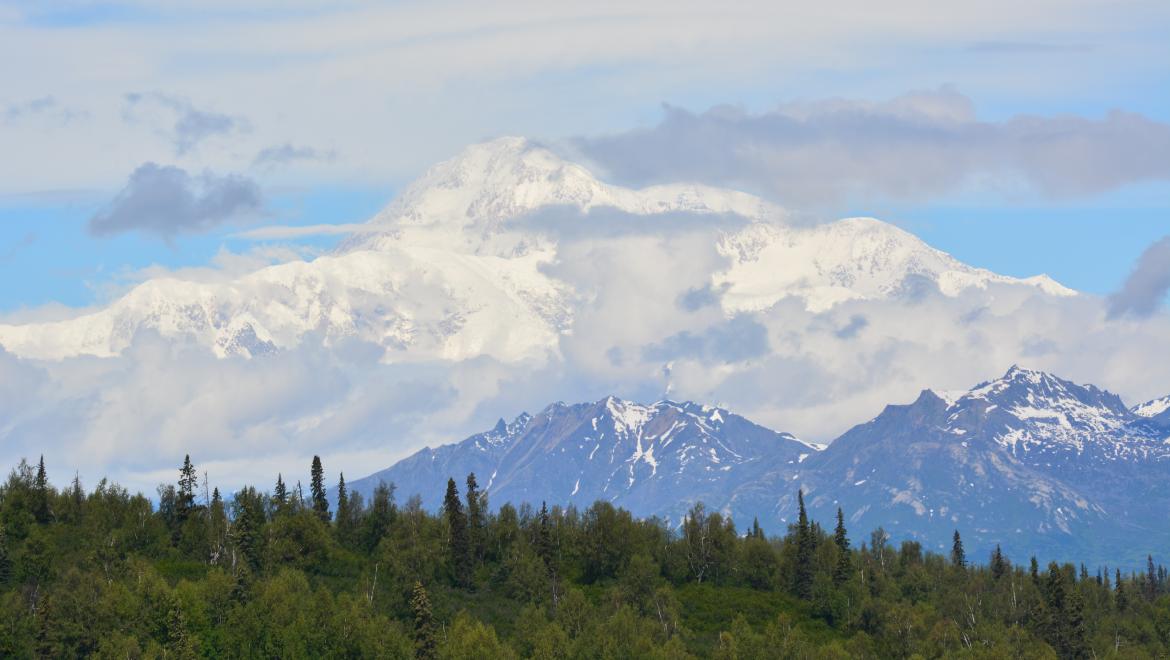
[0, 137, 1073, 361]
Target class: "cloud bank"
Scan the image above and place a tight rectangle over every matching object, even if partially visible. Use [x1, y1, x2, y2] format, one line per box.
[88, 163, 263, 239]
[575, 89, 1170, 206]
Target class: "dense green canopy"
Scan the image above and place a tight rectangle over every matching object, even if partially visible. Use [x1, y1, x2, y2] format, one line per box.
[1, 457, 1167, 658]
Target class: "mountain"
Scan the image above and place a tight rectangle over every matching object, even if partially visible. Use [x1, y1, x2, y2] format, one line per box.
[0, 136, 1072, 360]
[349, 395, 820, 525]
[795, 366, 1170, 564]
[355, 367, 1170, 565]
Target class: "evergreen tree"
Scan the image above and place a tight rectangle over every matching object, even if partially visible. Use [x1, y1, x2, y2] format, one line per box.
[833, 508, 848, 551]
[411, 581, 437, 660]
[336, 473, 352, 545]
[272, 473, 287, 513]
[231, 487, 262, 573]
[794, 490, 814, 599]
[466, 472, 483, 562]
[1030, 556, 1040, 586]
[1146, 554, 1158, 601]
[990, 545, 1008, 580]
[950, 530, 966, 568]
[33, 455, 50, 522]
[1115, 568, 1128, 612]
[833, 508, 851, 585]
[751, 517, 763, 540]
[177, 454, 198, 522]
[208, 487, 228, 566]
[443, 478, 472, 588]
[310, 455, 330, 522]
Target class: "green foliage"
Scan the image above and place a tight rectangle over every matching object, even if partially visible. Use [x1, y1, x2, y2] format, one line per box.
[0, 456, 1167, 658]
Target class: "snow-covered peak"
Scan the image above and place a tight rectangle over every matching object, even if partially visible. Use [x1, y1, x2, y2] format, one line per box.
[1133, 395, 1170, 418]
[349, 136, 781, 254]
[714, 217, 1074, 314]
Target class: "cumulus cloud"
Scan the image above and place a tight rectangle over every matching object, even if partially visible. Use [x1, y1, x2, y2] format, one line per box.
[123, 92, 246, 154]
[1108, 236, 1170, 319]
[88, 163, 263, 239]
[574, 89, 1170, 207]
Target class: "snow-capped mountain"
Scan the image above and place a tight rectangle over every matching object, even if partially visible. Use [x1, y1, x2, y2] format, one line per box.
[354, 368, 1170, 565]
[0, 137, 1072, 360]
[349, 395, 818, 525]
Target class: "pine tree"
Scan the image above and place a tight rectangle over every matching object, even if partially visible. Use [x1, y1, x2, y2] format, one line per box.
[751, 517, 763, 539]
[363, 482, 396, 552]
[466, 472, 483, 562]
[794, 490, 814, 599]
[990, 545, 1008, 580]
[310, 456, 330, 523]
[950, 530, 966, 569]
[1030, 556, 1040, 586]
[536, 501, 553, 568]
[175, 455, 198, 527]
[411, 581, 437, 660]
[832, 507, 851, 585]
[443, 478, 472, 588]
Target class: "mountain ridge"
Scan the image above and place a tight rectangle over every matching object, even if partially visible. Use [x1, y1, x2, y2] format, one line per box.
[353, 366, 1170, 565]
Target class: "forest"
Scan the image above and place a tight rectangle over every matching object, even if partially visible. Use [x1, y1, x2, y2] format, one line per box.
[0, 454, 1168, 659]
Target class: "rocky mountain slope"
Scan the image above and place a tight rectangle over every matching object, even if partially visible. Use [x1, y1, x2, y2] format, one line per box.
[355, 366, 1170, 565]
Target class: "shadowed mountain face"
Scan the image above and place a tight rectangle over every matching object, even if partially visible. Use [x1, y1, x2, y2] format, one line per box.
[353, 367, 1170, 566]
[351, 396, 818, 526]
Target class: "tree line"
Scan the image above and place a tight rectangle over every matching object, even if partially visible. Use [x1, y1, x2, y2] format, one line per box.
[0, 454, 1168, 658]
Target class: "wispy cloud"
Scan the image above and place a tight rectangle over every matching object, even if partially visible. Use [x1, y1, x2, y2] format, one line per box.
[123, 92, 247, 155]
[231, 223, 372, 240]
[253, 143, 336, 168]
[89, 163, 263, 239]
[968, 41, 1095, 54]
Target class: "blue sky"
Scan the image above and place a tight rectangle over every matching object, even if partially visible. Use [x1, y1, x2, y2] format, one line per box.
[2, 0, 1170, 493]
[1, 1, 1168, 314]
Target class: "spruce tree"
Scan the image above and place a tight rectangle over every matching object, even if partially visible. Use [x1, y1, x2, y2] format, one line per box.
[794, 490, 814, 599]
[33, 456, 49, 523]
[177, 455, 198, 520]
[751, 517, 763, 540]
[411, 581, 437, 660]
[466, 472, 483, 562]
[166, 594, 197, 659]
[950, 530, 966, 568]
[336, 473, 352, 545]
[310, 456, 330, 522]
[536, 501, 553, 568]
[833, 507, 851, 585]
[1146, 554, 1158, 601]
[990, 545, 1008, 580]
[1030, 556, 1040, 586]
[443, 478, 472, 588]
[272, 474, 287, 513]
[1115, 568, 1128, 611]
